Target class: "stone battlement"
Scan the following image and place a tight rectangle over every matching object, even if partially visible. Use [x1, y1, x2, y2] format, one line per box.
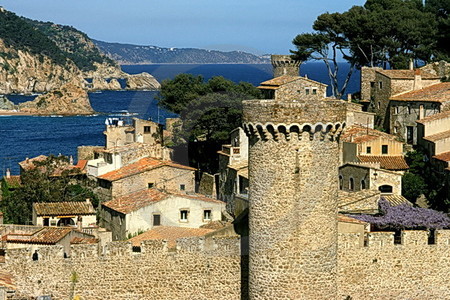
[338, 230, 450, 249]
[3, 236, 240, 263]
[243, 121, 346, 141]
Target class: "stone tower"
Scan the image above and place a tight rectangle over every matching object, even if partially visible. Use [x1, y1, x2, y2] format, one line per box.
[243, 96, 346, 299]
[271, 54, 301, 78]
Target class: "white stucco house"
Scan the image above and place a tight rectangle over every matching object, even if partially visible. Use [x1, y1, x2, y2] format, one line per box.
[100, 188, 225, 240]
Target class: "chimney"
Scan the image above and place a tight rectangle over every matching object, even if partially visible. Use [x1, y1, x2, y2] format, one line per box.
[413, 69, 422, 90]
[5, 168, 10, 178]
[69, 156, 74, 165]
[409, 59, 414, 70]
[347, 94, 352, 103]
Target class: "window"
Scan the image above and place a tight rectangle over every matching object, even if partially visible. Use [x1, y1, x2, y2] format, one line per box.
[382, 145, 388, 154]
[349, 178, 354, 191]
[305, 88, 310, 95]
[408, 106, 412, 114]
[148, 183, 154, 188]
[393, 127, 398, 134]
[377, 102, 381, 109]
[203, 210, 212, 221]
[379, 81, 383, 89]
[407, 126, 414, 144]
[153, 214, 161, 226]
[366, 146, 371, 154]
[144, 126, 151, 133]
[43, 218, 49, 226]
[361, 180, 366, 190]
[379, 185, 393, 194]
[180, 184, 185, 191]
[312, 88, 317, 95]
[339, 175, 343, 190]
[180, 210, 189, 222]
[394, 106, 399, 114]
[370, 82, 375, 88]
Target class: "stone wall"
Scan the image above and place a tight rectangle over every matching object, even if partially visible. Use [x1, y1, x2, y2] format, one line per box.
[2, 237, 241, 300]
[77, 146, 104, 161]
[275, 79, 327, 102]
[338, 230, 450, 300]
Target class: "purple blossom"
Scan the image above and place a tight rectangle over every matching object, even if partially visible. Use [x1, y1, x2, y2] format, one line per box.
[350, 199, 450, 230]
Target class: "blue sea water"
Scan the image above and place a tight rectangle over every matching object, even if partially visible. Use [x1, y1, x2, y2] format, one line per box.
[0, 63, 360, 175]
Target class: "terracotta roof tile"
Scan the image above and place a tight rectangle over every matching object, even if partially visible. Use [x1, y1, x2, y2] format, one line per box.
[337, 214, 368, 225]
[71, 237, 98, 244]
[390, 82, 450, 102]
[417, 110, 450, 124]
[424, 130, 450, 142]
[18, 155, 48, 170]
[5, 227, 72, 244]
[258, 75, 327, 88]
[433, 151, 450, 162]
[98, 157, 195, 182]
[128, 226, 214, 248]
[75, 160, 88, 171]
[33, 201, 95, 216]
[102, 189, 223, 214]
[342, 125, 400, 143]
[378, 69, 440, 79]
[3, 175, 21, 187]
[18, 155, 83, 176]
[0, 271, 15, 290]
[357, 155, 409, 170]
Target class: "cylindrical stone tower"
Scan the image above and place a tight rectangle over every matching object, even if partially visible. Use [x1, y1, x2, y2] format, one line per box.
[271, 55, 301, 78]
[243, 98, 346, 299]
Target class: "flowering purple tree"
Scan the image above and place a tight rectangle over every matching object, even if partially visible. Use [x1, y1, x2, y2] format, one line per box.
[350, 199, 450, 230]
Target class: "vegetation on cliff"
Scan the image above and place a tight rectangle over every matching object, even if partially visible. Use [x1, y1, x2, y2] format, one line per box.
[291, 0, 450, 99]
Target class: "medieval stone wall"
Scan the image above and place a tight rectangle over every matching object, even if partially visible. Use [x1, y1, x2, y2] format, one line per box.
[275, 80, 327, 102]
[2, 237, 241, 300]
[338, 230, 450, 300]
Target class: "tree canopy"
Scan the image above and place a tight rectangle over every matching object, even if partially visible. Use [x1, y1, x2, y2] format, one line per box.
[291, 0, 447, 99]
[0, 155, 98, 224]
[159, 74, 261, 173]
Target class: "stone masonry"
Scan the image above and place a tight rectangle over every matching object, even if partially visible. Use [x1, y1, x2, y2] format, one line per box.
[243, 98, 347, 299]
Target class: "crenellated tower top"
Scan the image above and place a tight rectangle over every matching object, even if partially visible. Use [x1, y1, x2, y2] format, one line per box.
[271, 54, 301, 77]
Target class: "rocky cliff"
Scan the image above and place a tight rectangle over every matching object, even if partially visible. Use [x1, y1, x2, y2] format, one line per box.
[126, 72, 161, 90]
[19, 82, 94, 115]
[0, 95, 16, 110]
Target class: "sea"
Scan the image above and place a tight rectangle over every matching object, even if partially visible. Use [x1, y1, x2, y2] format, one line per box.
[0, 63, 360, 175]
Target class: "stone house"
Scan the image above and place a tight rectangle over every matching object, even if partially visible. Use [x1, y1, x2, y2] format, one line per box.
[360, 67, 440, 127]
[32, 200, 96, 227]
[0, 224, 97, 255]
[341, 125, 408, 172]
[95, 156, 196, 201]
[100, 188, 225, 240]
[86, 117, 172, 177]
[389, 82, 450, 145]
[258, 75, 327, 101]
[339, 163, 404, 195]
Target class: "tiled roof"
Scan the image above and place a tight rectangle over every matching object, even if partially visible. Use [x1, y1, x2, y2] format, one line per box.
[102, 189, 223, 214]
[5, 227, 72, 244]
[377, 69, 440, 79]
[382, 195, 413, 207]
[0, 271, 15, 289]
[33, 201, 96, 216]
[71, 237, 98, 244]
[337, 214, 368, 225]
[390, 82, 450, 102]
[357, 155, 409, 170]
[18, 155, 83, 176]
[433, 151, 450, 162]
[75, 160, 88, 172]
[258, 75, 326, 88]
[128, 226, 214, 248]
[19, 155, 48, 170]
[424, 130, 450, 142]
[3, 175, 21, 187]
[342, 125, 400, 143]
[417, 110, 450, 124]
[98, 157, 195, 181]
[200, 220, 230, 230]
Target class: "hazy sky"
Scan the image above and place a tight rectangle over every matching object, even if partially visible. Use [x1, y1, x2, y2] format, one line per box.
[0, 0, 365, 55]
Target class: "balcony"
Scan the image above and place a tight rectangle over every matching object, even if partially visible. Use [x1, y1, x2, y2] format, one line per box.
[222, 145, 241, 156]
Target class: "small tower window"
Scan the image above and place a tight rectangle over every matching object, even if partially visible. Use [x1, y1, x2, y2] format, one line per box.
[394, 106, 399, 114]
[312, 88, 317, 95]
[180, 210, 189, 222]
[366, 146, 372, 154]
[339, 175, 343, 190]
[349, 178, 355, 191]
[180, 184, 185, 191]
[382, 145, 388, 154]
[379, 81, 383, 89]
[361, 180, 366, 190]
[305, 88, 310, 95]
[144, 126, 151, 133]
[203, 210, 212, 221]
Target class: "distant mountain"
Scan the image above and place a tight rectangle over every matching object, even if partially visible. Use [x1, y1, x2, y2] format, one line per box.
[93, 40, 270, 64]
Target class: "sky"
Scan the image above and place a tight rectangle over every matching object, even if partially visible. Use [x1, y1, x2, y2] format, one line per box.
[0, 0, 365, 55]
